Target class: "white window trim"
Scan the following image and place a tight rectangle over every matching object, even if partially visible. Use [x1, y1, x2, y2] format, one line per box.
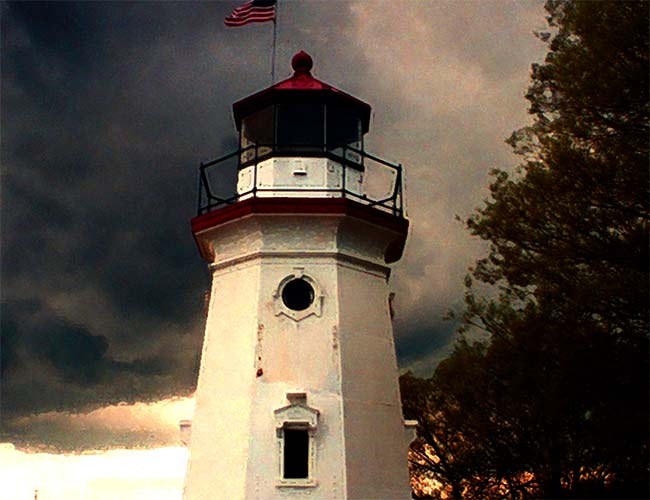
[274, 393, 319, 488]
[273, 270, 323, 321]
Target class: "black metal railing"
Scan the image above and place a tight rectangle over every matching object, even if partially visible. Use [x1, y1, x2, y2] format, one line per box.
[196, 143, 404, 218]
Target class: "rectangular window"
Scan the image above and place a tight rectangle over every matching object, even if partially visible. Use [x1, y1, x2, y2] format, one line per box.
[283, 428, 309, 479]
[240, 106, 274, 165]
[277, 102, 324, 149]
[325, 104, 362, 167]
[326, 105, 361, 149]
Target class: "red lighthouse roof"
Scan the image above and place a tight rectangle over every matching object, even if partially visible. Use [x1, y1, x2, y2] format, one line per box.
[232, 51, 372, 133]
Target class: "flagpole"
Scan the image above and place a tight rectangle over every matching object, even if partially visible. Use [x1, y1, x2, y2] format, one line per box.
[271, 1, 278, 84]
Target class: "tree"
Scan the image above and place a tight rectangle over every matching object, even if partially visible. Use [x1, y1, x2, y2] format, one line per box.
[401, 368, 482, 500]
[403, 1, 649, 498]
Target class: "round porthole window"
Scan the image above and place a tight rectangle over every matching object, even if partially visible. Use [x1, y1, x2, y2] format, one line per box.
[282, 278, 315, 311]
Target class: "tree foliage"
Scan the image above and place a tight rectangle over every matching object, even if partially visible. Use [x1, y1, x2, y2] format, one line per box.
[402, 1, 649, 498]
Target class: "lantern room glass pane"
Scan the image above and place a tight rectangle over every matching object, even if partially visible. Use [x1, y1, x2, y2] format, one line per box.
[276, 102, 324, 149]
[326, 106, 361, 148]
[326, 105, 362, 165]
[241, 106, 274, 164]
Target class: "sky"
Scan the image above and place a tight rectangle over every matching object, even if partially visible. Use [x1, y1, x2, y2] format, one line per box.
[1, 0, 550, 497]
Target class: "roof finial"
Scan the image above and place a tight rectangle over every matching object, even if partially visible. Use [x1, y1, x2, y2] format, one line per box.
[291, 51, 313, 76]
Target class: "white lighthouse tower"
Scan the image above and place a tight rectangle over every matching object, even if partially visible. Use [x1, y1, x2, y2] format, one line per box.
[183, 51, 415, 500]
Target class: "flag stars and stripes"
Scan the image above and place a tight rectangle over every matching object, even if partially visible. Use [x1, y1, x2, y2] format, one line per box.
[224, 0, 276, 27]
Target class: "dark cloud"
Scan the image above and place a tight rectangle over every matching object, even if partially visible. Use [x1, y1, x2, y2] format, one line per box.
[0, 1, 377, 446]
[1, 0, 547, 449]
[1, 298, 188, 414]
[0, 2, 228, 432]
[33, 317, 109, 384]
[395, 322, 456, 367]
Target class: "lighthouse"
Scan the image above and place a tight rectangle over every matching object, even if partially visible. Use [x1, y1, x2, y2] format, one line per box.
[183, 51, 416, 500]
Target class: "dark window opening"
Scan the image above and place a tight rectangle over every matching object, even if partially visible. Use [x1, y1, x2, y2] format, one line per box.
[283, 428, 309, 479]
[326, 105, 361, 149]
[241, 106, 274, 146]
[238, 102, 366, 168]
[282, 279, 315, 311]
[326, 105, 362, 166]
[277, 102, 324, 149]
[241, 107, 274, 164]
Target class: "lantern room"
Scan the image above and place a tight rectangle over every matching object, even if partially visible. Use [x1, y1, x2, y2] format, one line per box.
[196, 51, 403, 218]
[234, 51, 370, 167]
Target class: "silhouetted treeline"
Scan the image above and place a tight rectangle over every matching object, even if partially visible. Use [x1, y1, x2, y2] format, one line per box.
[401, 1, 649, 498]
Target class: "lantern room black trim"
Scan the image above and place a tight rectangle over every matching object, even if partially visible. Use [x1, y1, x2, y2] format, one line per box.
[232, 51, 371, 168]
[233, 51, 371, 135]
[234, 90, 371, 136]
[237, 101, 366, 171]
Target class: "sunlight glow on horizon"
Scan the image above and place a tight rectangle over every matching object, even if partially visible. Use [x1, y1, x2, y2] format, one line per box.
[10, 396, 195, 452]
[0, 444, 188, 500]
[3, 396, 195, 499]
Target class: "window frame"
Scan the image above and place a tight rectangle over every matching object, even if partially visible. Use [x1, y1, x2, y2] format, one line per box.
[273, 271, 323, 322]
[274, 394, 319, 488]
[238, 101, 366, 171]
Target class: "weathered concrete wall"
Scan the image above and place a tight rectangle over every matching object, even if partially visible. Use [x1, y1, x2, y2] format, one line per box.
[337, 261, 412, 499]
[183, 261, 260, 500]
[184, 212, 410, 500]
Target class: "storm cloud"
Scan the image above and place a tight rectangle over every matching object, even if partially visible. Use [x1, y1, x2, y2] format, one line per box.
[1, 1, 548, 448]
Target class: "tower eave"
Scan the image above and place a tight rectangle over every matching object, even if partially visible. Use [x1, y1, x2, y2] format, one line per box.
[231, 50, 372, 134]
[232, 87, 371, 133]
[191, 197, 408, 264]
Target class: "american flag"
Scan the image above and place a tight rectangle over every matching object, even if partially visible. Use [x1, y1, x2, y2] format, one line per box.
[224, 0, 276, 27]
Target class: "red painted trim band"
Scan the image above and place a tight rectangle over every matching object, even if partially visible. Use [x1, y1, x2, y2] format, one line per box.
[191, 197, 408, 235]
